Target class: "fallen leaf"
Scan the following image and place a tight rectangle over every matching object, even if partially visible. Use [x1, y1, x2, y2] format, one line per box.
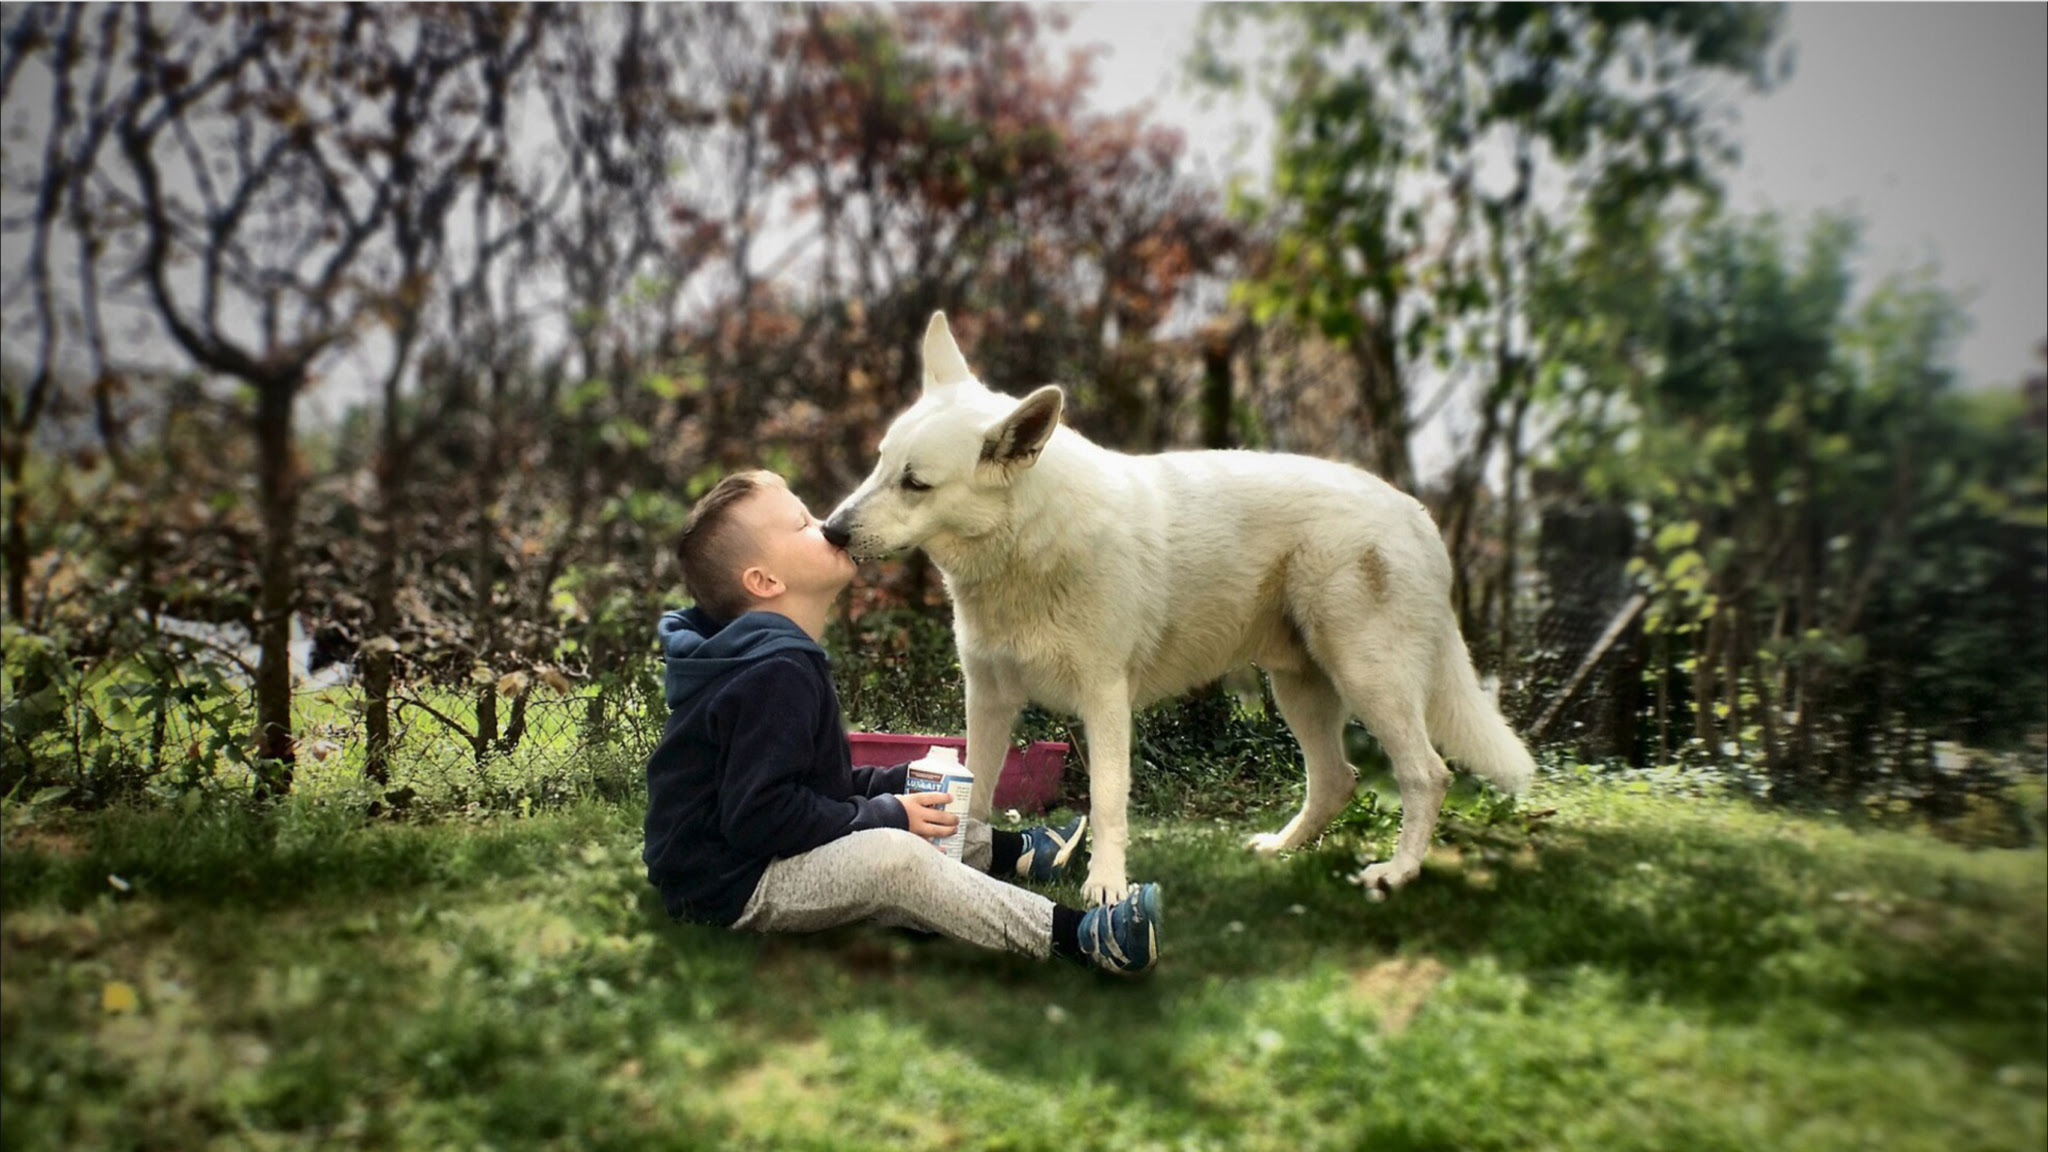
[101, 981, 139, 1014]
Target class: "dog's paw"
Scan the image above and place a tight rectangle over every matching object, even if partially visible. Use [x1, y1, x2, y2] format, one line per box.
[1080, 871, 1128, 907]
[1347, 859, 1420, 902]
[1246, 831, 1292, 856]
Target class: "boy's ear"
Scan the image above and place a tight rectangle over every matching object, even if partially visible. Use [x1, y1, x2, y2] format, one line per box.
[981, 385, 1064, 473]
[739, 565, 783, 601]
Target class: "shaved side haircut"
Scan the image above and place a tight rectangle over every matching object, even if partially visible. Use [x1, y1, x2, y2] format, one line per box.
[674, 470, 785, 623]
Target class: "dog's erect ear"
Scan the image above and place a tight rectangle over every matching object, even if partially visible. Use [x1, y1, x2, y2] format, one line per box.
[921, 312, 973, 393]
[982, 385, 1064, 471]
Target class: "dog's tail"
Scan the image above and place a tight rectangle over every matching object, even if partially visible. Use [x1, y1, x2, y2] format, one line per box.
[1426, 628, 1537, 794]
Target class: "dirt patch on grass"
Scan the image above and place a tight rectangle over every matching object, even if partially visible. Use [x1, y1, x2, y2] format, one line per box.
[717, 1036, 836, 1132]
[6, 825, 88, 856]
[1349, 955, 1447, 1033]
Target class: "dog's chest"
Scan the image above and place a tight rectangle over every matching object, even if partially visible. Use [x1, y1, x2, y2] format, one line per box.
[951, 584, 1103, 707]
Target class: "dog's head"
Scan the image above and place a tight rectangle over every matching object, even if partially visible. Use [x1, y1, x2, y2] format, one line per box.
[823, 312, 1064, 561]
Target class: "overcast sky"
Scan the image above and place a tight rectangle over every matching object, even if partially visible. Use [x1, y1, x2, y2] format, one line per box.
[1057, 1, 2048, 393]
[7, 3, 2041, 439]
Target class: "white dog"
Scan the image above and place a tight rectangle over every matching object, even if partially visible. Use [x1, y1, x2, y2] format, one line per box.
[825, 313, 1536, 906]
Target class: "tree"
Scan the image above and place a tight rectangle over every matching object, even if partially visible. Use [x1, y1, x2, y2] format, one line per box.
[0, 5, 127, 623]
[351, 5, 551, 785]
[765, 4, 1236, 464]
[1537, 206, 2041, 791]
[2, 2, 1246, 801]
[13, 3, 549, 790]
[1201, 1, 1783, 665]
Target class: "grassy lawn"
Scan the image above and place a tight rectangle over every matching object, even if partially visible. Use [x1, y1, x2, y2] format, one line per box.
[2, 774, 2043, 1151]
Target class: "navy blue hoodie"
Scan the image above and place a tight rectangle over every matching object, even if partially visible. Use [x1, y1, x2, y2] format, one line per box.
[642, 607, 908, 925]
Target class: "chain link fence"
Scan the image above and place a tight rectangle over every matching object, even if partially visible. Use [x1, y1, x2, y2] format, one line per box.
[7, 507, 2039, 848]
[0, 632, 664, 815]
[1514, 504, 1646, 763]
[286, 677, 662, 812]
[1506, 500, 2043, 847]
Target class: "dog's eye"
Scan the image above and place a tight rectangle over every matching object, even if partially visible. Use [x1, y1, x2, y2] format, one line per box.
[901, 473, 932, 493]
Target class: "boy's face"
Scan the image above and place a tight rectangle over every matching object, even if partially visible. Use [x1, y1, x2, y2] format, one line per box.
[733, 481, 856, 604]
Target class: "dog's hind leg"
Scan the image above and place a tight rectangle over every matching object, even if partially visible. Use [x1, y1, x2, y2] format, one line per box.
[1289, 543, 1453, 897]
[1345, 681, 1449, 899]
[1248, 665, 1355, 855]
[1313, 645, 1450, 899]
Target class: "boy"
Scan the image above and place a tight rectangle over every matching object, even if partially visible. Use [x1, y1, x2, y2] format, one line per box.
[643, 470, 1161, 974]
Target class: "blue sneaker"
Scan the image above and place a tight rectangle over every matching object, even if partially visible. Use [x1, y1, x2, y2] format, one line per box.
[1016, 814, 1088, 882]
[1078, 882, 1161, 975]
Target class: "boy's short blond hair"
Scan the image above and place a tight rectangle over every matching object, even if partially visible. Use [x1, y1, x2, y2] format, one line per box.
[675, 470, 785, 623]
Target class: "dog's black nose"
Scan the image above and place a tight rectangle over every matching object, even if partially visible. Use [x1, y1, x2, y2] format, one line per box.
[822, 517, 852, 550]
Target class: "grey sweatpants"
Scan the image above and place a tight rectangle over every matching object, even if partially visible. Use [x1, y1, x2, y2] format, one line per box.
[731, 819, 1056, 959]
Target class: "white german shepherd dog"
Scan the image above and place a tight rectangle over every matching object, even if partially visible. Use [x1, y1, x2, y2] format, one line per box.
[825, 313, 1535, 906]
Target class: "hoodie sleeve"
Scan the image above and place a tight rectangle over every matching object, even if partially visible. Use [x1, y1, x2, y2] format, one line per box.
[709, 658, 908, 861]
[851, 762, 909, 797]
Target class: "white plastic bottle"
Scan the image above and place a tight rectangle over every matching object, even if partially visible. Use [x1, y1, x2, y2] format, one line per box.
[903, 745, 975, 860]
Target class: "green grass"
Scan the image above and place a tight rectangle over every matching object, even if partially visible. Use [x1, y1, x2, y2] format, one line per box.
[3, 774, 2043, 1151]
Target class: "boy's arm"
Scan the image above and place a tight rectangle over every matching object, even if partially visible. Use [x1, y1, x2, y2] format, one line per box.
[850, 762, 909, 798]
[712, 661, 908, 861]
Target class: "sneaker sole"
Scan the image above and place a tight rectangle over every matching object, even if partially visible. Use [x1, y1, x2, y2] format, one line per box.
[1024, 816, 1089, 882]
[1049, 815, 1088, 873]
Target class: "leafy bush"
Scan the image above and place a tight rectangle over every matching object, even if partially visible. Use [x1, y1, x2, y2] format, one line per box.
[2, 620, 257, 807]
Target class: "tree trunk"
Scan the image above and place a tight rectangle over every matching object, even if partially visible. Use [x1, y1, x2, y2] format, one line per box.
[583, 633, 609, 745]
[1198, 322, 1235, 450]
[1353, 317, 1413, 491]
[1694, 606, 1723, 753]
[252, 379, 301, 792]
[2, 441, 28, 624]
[1441, 391, 1505, 642]
[1746, 594, 1786, 783]
[1793, 457, 1819, 779]
[1497, 390, 1529, 673]
[496, 688, 529, 757]
[1722, 596, 1745, 761]
[472, 366, 504, 767]
[362, 315, 428, 786]
[363, 486, 400, 784]
[1655, 631, 1671, 764]
[475, 686, 498, 765]
[363, 379, 408, 785]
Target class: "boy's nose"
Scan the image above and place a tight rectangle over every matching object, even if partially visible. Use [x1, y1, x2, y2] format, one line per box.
[822, 517, 852, 549]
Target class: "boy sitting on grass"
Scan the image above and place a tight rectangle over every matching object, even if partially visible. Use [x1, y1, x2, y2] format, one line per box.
[643, 470, 1161, 974]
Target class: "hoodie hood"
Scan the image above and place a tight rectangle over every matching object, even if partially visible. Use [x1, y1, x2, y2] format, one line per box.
[658, 607, 825, 711]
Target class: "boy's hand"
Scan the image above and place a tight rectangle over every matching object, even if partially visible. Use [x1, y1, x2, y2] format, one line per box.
[900, 791, 960, 844]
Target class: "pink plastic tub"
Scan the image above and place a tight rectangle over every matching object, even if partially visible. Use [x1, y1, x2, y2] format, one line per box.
[846, 732, 1070, 815]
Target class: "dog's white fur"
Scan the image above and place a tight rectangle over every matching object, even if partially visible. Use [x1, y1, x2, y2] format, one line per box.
[826, 313, 1536, 905]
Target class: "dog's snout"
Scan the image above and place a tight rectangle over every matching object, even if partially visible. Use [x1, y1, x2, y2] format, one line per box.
[822, 516, 852, 550]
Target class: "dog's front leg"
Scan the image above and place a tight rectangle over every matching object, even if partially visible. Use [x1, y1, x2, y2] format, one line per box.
[1078, 683, 1133, 906]
[963, 663, 1024, 823]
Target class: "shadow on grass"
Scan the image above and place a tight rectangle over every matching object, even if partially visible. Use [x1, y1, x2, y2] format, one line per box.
[11, 792, 2037, 1036]
[5, 783, 2043, 1150]
[659, 806, 2046, 1114]
[0, 796, 636, 913]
